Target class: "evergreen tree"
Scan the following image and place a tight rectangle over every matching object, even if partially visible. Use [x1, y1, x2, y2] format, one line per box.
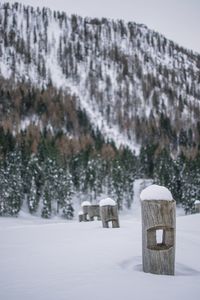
[111, 159, 124, 210]
[153, 149, 183, 203]
[27, 177, 38, 214]
[0, 164, 6, 215]
[139, 144, 157, 178]
[41, 183, 51, 218]
[42, 158, 59, 216]
[181, 156, 200, 214]
[4, 150, 23, 215]
[57, 167, 74, 219]
[62, 200, 74, 220]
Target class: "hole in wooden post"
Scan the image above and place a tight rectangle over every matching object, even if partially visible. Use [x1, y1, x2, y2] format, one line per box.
[156, 229, 163, 245]
[108, 221, 112, 228]
[147, 227, 174, 250]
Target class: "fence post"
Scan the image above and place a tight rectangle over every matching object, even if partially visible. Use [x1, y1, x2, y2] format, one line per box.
[99, 198, 120, 228]
[140, 185, 176, 275]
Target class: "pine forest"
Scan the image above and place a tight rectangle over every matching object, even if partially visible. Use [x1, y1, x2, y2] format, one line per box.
[0, 2, 200, 217]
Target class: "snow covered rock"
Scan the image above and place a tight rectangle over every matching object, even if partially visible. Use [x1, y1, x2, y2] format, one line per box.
[140, 184, 173, 201]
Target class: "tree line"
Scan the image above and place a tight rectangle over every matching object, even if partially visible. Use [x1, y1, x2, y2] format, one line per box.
[1, 132, 200, 217]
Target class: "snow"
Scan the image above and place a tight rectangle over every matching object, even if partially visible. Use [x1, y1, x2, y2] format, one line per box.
[0, 180, 197, 299]
[194, 200, 200, 204]
[0, 208, 200, 300]
[81, 201, 91, 207]
[99, 198, 116, 207]
[140, 184, 173, 201]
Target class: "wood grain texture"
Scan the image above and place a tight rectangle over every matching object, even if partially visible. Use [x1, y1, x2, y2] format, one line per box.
[100, 205, 120, 228]
[141, 200, 176, 275]
[79, 213, 87, 222]
[88, 205, 101, 221]
[82, 205, 90, 221]
[195, 203, 200, 213]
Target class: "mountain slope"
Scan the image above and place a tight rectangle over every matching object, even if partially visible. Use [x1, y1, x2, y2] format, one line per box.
[0, 2, 200, 156]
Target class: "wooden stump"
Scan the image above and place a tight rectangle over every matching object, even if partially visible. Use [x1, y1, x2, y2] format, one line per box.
[88, 205, 101, 221]
[141, 199, 176, 275]
[100, 205, 120, 228]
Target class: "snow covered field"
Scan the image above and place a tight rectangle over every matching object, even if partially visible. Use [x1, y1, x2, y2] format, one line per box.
[0, 186, 200, 300]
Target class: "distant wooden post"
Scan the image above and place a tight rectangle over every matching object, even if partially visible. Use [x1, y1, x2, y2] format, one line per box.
[99, 198, 120, 228]
[78, 211, 86, 222]
[194, 200, 200, 213]
[140, 185, 176, 275]
[81, 201, 91, 221]
[88, 205, 101, 221]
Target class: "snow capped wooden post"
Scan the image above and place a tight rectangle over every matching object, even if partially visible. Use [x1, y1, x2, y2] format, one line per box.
[194, 200, 200, 213]
[88, 205, 101, 221]
[81, 201, 91, 221]
[78, 211, 86, 222]
[140, 185, 176, 275]
[99, 198, 120, 228]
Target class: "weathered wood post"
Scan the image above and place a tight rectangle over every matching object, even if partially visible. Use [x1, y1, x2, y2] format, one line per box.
[140, 185, 176, 275]
[78, 211, 86, 222]
[194, 200, 200, 213]
[88, 205, 101, 221]
[81, 201, 91, 221]
[99, 198, 120, 228]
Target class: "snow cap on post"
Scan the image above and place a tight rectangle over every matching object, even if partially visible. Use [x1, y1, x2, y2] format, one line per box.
[140, 184, 173, 201]
[99, 198, 116, 207]
[81, 201, 91, 207]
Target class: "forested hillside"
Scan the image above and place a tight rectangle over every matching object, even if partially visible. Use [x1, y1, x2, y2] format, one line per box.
[0, 2, 200, 217]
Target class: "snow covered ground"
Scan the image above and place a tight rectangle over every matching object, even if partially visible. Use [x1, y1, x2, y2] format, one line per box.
[0, 182, 200, 300]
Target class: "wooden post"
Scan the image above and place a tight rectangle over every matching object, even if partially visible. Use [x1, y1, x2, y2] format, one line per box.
[140, 185, 176, 275]
[194, 200, 200, 213]
[88, 205, 101, 221]
[99, 198, 120, 228]
[78, 212, 86, 222]
[81, 201, 91, 221]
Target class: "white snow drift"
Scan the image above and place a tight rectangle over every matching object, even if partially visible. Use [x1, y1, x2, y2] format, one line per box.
[0, 206, 200, 300]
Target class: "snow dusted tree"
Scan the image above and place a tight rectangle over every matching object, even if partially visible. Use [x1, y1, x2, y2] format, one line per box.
[153, 149, 183, 203]
[84, 158, 96, 199]
[27, 177, 38, 214]
[41, 158, 59, 217]
[120, 148, 137, 209]
[154, 149, 174, 188]
[25, 154, 44, 214]
[95, 160, 104, 197]
[0, 164, 6, 215]
[4, 150, 23, 215]
[57, 167, 74, 219]
[84, 156, 104, 200]
[41, 183, 51, 218]
[62, 200, 74, 219]
[181, 156, 200, 214]
[111, 159, 124, 210]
